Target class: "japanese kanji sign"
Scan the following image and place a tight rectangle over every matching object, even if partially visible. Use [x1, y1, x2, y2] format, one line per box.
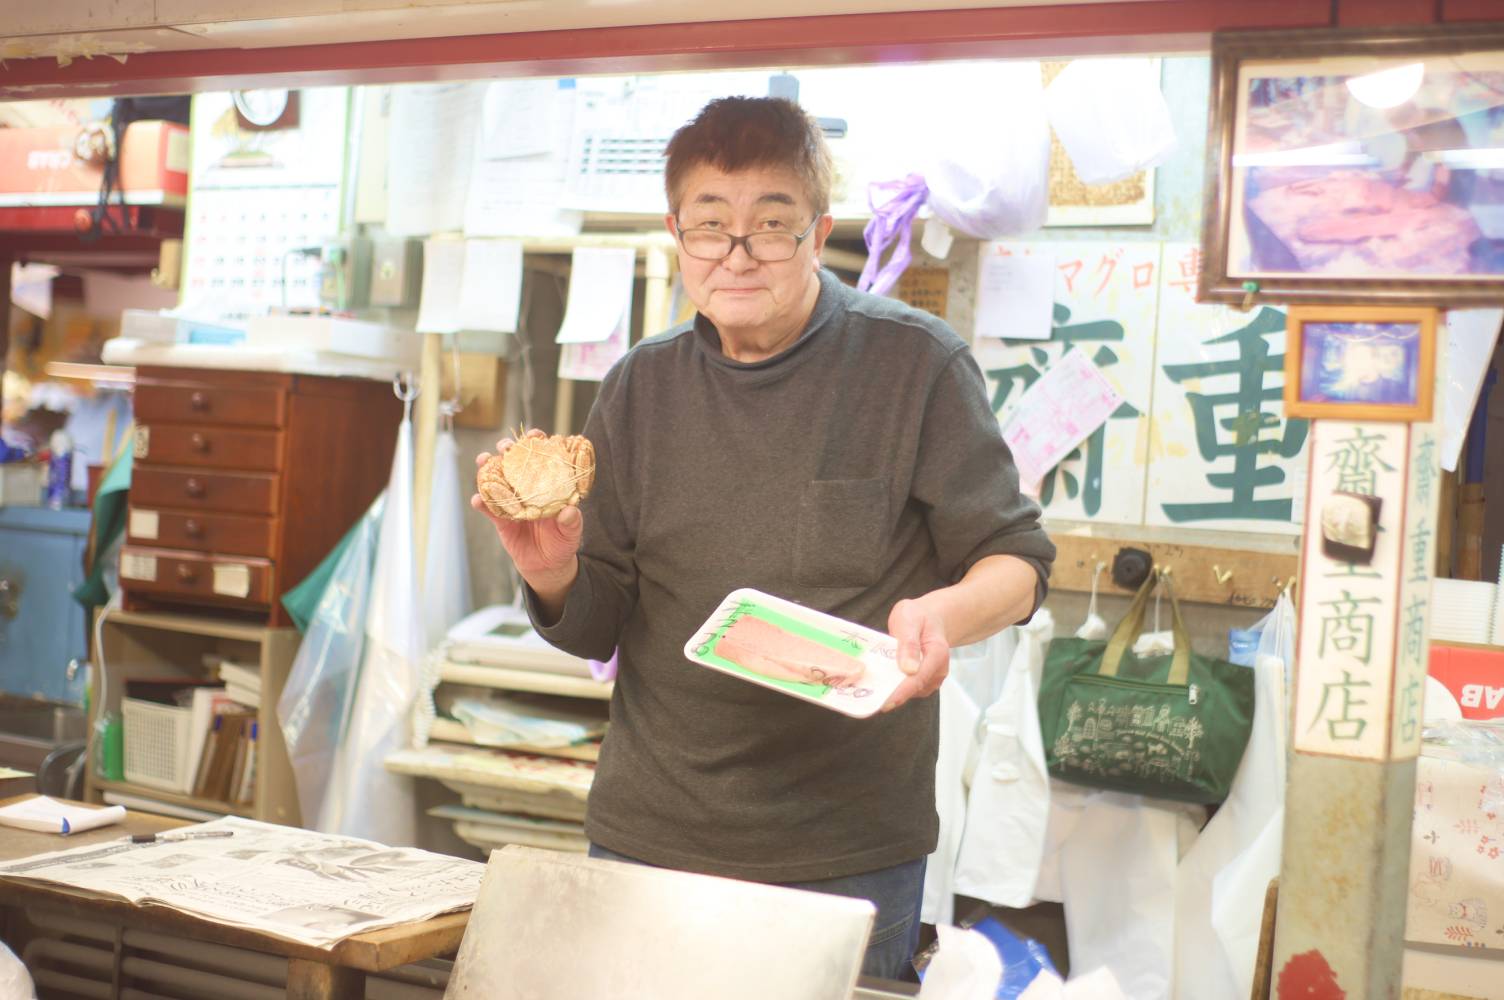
[1292, 420, 1430, 760]
[1147, 242, 1310, 534]
[973, 241, 1158, 525]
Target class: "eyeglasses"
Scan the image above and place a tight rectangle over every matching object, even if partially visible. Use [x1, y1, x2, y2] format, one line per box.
[673, 215, 821, 263]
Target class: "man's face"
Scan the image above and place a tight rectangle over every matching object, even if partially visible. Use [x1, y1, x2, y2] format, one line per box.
[666, 162, 832, 338]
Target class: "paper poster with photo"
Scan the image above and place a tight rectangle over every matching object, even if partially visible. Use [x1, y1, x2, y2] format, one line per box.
[1147, 242, 1309, 534]
[684, 590, 904, 719]
[972, 241, 1158, 526]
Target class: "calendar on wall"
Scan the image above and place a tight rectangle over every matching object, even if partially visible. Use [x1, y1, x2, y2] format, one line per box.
[181, 88, 350, 318]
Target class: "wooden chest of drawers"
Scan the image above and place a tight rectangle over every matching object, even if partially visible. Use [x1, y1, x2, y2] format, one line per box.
[121, 366, 402, 626]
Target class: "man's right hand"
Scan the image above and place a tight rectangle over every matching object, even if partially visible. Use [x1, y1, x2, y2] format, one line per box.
[471, 442, 585, 620]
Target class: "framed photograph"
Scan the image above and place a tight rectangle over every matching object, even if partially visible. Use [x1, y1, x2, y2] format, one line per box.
[1283, 305, 1436, 420]
[1201, 24, 1504, 305]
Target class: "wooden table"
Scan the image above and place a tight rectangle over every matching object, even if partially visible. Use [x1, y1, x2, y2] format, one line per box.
[0, 795, 470, 999]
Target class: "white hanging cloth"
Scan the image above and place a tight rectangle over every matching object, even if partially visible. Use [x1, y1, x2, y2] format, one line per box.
[423, 408, 474, 649]
[923, 677, 982, 926]
[317, 382, 423, 845]
[953, 610, 1054, 908]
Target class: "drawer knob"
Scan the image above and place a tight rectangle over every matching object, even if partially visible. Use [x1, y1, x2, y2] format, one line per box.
[190, 391, 209, 412]
[185, 477, 205, 498]
[185, 518, 203, 538]
[176, 565, 196, 583]
[191, 432, 209, 453]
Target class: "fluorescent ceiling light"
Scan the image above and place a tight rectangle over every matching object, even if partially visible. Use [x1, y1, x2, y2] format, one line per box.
[1429, 148, 1504, 169]
[1345, 62, 1425, 110]
[1233, 142, 1376, 168]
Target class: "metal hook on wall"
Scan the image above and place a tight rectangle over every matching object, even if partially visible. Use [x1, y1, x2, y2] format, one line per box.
[393, 371, 419, 420]
[1213, 564, 1234, 585]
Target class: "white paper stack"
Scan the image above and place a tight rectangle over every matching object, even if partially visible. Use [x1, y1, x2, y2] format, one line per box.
[1430, 579, 1498, 645]
[217, 661, 262, 710]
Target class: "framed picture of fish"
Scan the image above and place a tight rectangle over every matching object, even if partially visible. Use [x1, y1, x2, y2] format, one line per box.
[1200, 24, 1504, 305]
[1283, 305, 1436, 421]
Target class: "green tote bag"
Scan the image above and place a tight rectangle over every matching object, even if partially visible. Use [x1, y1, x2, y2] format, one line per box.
[1038, 571, 1255, 804]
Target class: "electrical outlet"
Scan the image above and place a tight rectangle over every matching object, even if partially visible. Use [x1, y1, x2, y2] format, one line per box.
[319, 237, 371, 309]
[369, 238, 423, 308]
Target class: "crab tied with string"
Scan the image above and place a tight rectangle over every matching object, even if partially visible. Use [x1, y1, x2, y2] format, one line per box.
[476, 427, 596, 521]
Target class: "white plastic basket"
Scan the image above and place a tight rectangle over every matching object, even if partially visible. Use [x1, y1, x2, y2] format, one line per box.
[122, 697, 194, 794]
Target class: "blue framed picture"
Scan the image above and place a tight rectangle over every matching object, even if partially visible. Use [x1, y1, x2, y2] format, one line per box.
[1284, 306, 1435, 421]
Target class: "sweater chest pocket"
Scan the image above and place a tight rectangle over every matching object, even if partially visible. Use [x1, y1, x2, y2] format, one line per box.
[793, 478, 889, 588]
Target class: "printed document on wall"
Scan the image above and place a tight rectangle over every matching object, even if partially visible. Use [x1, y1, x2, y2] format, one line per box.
[972, 241, 1157, 526]
[1002, 348, 1123, 492]
[975, 250, 1053, 340]
[386, 82, 486, 237]
[466, 82, 583, 238]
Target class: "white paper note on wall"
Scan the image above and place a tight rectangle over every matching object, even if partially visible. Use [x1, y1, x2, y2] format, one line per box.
[417, 238, 466, 334]
[555, 248, 635, 344]
[466, 84, 584, 238]
[482, 80, 556, 160]
[557, 247, 636, 382]
[386, 82, 486, 237]
[1001, 348, 1124, 490]
[459, 240, 524, 333]
[975, 251, 1054, 340]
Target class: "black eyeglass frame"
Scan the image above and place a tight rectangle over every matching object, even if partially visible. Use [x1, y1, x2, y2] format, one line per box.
[671, 214, 823, 262]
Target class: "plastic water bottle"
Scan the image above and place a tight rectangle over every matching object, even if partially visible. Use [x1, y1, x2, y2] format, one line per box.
[45, 429, 72, 509]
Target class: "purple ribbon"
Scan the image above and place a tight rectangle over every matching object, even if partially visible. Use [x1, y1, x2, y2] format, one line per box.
[857, 173, 929, 297]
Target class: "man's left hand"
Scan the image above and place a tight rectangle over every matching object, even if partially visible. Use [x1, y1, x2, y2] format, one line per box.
[883, 598, 949, 712]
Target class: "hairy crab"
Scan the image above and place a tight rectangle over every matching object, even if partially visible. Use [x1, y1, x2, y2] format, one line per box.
[476, 428, 596, 521]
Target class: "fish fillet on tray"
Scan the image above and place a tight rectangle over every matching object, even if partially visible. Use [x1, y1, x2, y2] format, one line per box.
[683, 589, 904, 718]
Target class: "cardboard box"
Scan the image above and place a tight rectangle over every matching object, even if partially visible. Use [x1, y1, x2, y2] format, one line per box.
[0, 120, 188, 208]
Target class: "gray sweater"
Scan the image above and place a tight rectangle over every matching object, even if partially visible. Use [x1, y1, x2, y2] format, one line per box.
[528, 268, 1055, 882]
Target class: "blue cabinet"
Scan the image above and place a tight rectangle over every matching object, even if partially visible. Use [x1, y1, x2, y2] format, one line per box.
[0, 507, 91, 704]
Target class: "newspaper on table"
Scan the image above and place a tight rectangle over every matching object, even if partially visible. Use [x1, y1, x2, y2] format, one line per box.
[0, 816, 484, 948]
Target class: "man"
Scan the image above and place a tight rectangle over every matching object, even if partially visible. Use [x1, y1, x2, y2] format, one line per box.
[471, 96, 1054, 980]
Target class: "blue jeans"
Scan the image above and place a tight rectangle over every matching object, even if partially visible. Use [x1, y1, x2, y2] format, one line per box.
[587, 843, 925, 982]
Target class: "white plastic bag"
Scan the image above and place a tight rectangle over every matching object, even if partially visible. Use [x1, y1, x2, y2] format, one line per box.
[319, 406, 424, 845]
[1044, 59, 1176, 185]
[924, 61, 1051, 240]
[1173, 592, 1292, 1000]
[918, 926, 1004, 1000]
[276, 495, 383, 828]
[423, 421, 473, 648]
[1060, 793, 1205, 1000]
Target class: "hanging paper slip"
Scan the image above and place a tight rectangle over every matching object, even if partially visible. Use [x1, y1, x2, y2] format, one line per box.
[459, 239, 524, 333]
[416, 238, 465, 334]
[1001, 347, 1124, 492]
[557, 246, 635, 382]
[684, 589, 904, 719]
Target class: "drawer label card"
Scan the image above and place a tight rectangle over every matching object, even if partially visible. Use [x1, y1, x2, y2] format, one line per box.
[121, 553, 157, 582]
[128, 509, 160, 540]
[213, 563, 252, 599]
[133, 426, 150, 460]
